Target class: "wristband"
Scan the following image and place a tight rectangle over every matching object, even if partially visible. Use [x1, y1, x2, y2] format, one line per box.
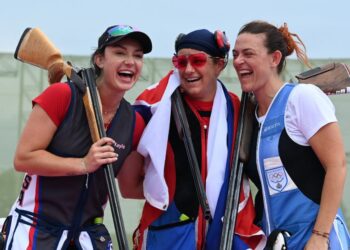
[312, 229, 330, 245]
[312, 229, 329, 238]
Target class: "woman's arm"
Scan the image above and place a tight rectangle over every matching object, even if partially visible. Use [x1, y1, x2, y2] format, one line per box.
[305, 122, 346, 249]
[117, 151, 145, 199]
[14, 104, 118, 176]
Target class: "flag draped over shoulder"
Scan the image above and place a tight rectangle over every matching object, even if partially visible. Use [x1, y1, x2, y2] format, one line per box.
[134, 70, 265, 249]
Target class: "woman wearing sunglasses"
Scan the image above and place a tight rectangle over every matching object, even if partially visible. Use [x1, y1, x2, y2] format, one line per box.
[232, 20, 350, 249]
[3, 25, 152, 249]
[125, 29, 265, 249]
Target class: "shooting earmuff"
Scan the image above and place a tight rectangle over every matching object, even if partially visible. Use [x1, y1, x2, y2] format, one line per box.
[174, 29, 230, 68]
[214, 30, 230, 67]
[174, 30, 230, 57]
[214, 30, 230, 55]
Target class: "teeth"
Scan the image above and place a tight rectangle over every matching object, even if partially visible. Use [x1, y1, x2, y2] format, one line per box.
[240, 70, 250, 74]
[120, 70, 132, 74]
[119, 70, 134, 76]
[187, 77, 200, 82]
[238, 69, 252, 77]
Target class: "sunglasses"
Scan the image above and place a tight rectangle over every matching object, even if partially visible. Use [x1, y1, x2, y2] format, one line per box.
[172, 53, 217, 70]
[107, 25, 135, 36]
[101, 25, 136, 46]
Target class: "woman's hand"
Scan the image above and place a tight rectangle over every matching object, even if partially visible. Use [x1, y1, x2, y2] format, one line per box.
[304, 233, 329, 250]
[83, 137, 118, 173]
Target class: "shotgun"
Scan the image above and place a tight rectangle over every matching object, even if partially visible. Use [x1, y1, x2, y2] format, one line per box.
[14, 27, 129, 250]
[295, 62, 350, 94]
[171, 88, 212, 221]
[219, 91, 255, 250]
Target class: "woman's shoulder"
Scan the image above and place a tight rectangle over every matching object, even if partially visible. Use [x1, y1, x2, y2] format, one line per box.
[40, 82, 72, 98]
[34, 82, 72, 126]
[291, 83, 325, 98]
[285, 83, 336, 143]
[289, 83, 333, 108]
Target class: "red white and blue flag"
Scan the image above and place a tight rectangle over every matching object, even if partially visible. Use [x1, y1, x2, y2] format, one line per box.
[134, 70, 265, 249]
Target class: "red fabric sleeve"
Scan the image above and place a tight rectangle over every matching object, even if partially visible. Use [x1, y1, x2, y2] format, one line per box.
[229, 92, 241, 131]
[132, 111, 146, 150]
[33, 83, 71, 127]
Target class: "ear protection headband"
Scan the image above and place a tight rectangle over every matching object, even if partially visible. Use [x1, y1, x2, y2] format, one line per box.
[214, 30, 230, 55]
[175, 30, 230, 57]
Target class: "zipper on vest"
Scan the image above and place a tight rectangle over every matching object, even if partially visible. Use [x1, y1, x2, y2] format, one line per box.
[256, 118, 272, 234]
[202, 124, 208, 180]
[203, 124, 208, 134]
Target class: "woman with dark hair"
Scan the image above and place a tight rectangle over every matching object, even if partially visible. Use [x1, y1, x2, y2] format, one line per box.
[233, 20, 350, 249]
[4, 24, 152, 249]
[123, 28, 265, 250]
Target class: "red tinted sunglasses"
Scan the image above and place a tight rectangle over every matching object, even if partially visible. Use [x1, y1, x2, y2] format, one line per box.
[172, 53, 215, 70]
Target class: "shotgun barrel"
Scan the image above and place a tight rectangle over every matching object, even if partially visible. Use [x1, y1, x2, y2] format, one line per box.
[171, 88, 212, 221]
[81, 69, 129, 250]
[219, 92, 255, 250]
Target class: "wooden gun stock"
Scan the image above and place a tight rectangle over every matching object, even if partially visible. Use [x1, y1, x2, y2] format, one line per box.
[14, 27, 72, 84]
[15, 27, 99, 142]
[296, 62, 350, 95]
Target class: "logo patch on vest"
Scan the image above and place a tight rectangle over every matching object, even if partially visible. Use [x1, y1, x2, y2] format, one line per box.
[263, 156, 297, 195]
[261, 116, 283, 138]
[266, 167, 287, 192]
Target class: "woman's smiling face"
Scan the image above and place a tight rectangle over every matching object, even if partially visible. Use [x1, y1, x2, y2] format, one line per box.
[176, 48, 224, 101]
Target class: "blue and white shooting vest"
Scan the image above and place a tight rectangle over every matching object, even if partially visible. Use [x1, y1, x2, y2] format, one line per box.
[257, 83, 350, 249]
